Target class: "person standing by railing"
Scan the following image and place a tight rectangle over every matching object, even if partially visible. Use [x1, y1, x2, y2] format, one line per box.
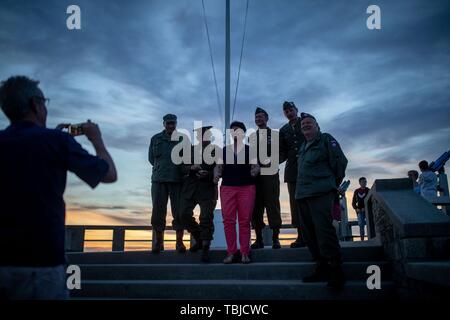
[180, 126, 217, 263]
[0, 75, 117, 299]
[418, 160, 438, 201]
[250, 107, 282, 250]
[214, 121, 260, 264]
[351, 177, 370, 241]
[408, 170, 421, 194]
[279, 101, 306, 248]
[149, 114, 186, 254]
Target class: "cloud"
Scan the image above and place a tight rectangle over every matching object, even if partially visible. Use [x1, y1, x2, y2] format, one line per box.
[1, 0, 449, 225]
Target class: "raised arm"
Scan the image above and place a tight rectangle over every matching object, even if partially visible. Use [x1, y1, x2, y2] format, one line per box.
[83, 121, 117, 183]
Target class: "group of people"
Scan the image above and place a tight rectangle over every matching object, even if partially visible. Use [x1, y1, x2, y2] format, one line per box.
[149, 101, 349, 290]
[346, 161, 441, 243]
[0, 75, 350, 299]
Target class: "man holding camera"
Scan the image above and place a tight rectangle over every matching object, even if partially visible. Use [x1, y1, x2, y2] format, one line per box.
[0, 75, 117, 299]
[149, 114, 186, 253]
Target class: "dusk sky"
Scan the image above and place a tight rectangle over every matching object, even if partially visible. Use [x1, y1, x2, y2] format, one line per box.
[1, 0, 449, 228]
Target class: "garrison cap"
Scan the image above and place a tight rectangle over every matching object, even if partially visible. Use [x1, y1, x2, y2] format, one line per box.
[255, 107, 269, 118]
[300, 112, 316, 121]
[163, 114, 177, 122]
[283, 101, 297, 110]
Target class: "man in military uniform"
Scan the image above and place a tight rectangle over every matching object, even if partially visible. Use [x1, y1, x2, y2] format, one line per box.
[149, 114, 186, 254]
[279, 101, 305, 247]
[250, 107, 282, 249]
[295, 113, 348, 290]
[180, 126, 217, 263]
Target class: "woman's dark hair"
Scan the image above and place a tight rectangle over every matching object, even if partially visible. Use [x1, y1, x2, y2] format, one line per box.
[230, 121, 246, 132]
[408, 170, 419, 179]
[419, 160, 429, 171]
[359, 177, 367, 182]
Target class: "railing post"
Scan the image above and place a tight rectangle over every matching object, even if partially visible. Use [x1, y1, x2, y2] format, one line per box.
[65, 227, 85, 252]
[340, 194, 351, 240]
[438, 170, 449, 215]
[365, 194, 376, 239]
[152, 230, 164, 251]
[190, 232, 195, 247]
[112, 228, 125, 252]
[262, 226, 273, 246]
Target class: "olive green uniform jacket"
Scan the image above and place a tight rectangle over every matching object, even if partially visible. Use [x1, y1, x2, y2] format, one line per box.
[279, 118, 306, 183]
[295, 132, 348, 199]
[148, 130, 183, 183]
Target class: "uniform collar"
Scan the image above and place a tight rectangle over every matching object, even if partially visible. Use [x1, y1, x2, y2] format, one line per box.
[161, 130, 173, 140]
[290, 117, 300, 126]
[304, 131, 322, 151]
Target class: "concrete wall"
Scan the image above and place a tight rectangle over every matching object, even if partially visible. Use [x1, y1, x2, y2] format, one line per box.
[365, 178, 450, 298]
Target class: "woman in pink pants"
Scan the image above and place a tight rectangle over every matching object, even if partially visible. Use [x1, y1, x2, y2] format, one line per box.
[214, 121, 259, 264]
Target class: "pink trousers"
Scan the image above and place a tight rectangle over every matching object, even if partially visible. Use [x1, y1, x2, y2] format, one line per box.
[220, 185, 256, 255]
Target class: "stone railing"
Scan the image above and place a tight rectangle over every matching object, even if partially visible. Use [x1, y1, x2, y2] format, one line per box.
[65, 225, 157, 253]
[364, 178, 450, 296]
[65, 223, 299, 253]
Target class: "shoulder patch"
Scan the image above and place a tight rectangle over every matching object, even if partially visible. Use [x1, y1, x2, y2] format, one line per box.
[330, 139, 338, 148]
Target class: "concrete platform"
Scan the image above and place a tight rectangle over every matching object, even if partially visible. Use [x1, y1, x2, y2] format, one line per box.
[71, 279, 397, 300]
[77, 261, 392, 281]
[405, 261, 450, 287]
[68, 243, 385, 265]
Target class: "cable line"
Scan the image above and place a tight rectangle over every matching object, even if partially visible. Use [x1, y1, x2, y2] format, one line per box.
[201, 0, 224, 126]
[231, 0, 249, 121]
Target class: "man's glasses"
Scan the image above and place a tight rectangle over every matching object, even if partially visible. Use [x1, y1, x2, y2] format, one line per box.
[33, 96, 50, 107]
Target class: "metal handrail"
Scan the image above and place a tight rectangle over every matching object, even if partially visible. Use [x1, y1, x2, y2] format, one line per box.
[65, 222, 364, 253]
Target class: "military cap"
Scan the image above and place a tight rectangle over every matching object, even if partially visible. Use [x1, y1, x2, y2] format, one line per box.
[255, 107, 269, 118]
[283, 101, 297, 110]
[163, 114, 177, 122]
[300, 112, 316, 121]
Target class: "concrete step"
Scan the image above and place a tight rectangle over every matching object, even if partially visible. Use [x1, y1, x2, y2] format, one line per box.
[70, 279, 397, 300]
[405, 261, 450, 287]
[68, 243, 384, 265]
[78, 261, 392, 281]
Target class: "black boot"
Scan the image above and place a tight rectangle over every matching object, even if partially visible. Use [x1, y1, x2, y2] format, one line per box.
[327, 257, 346, 291]
[176, 230, 187, 253]
[189, 232, 202, 252]
[201, 240, 211, 263]
[303, 260, 330, 282]
[152, 231, 164, 254]
[290, 228, 305, 248]
[251, 228, 264, 249]
[272, 228, 281, 249]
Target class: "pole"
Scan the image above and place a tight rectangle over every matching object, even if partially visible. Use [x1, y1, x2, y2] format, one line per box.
[340, 195, 350, 240]
[438, 168, 449, 215]
[225, 0, 231, 143]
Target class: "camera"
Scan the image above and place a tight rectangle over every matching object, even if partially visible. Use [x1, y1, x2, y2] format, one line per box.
[68, 123, 85, 136]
